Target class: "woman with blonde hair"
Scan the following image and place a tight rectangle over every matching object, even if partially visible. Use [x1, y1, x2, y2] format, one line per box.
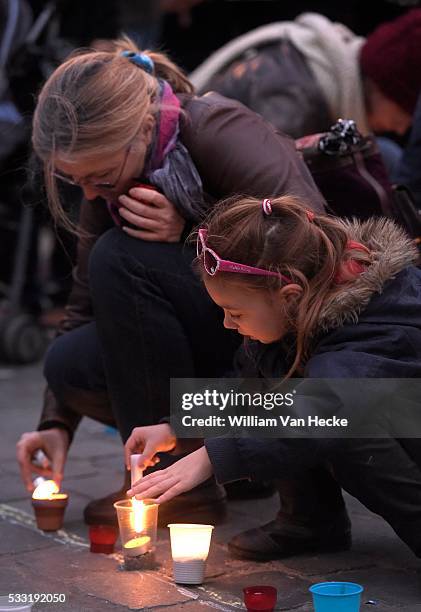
[16, 37, 324, 527]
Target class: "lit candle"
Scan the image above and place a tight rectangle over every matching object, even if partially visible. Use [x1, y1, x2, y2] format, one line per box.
[123, 535, 151, 557]
[32, 479, 61, 499]
[114, 498, 158, 570]
[31, 479, 68, 531]
[121, 498, 152, 556]
[132, 497, 145, 533]
[168, 524, 214, 584]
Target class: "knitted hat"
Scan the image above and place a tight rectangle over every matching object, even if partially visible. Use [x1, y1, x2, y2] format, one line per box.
[360, 9, 421, 115]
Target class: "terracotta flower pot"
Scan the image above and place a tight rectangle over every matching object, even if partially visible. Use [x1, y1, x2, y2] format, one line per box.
[32, 495, 68, 531]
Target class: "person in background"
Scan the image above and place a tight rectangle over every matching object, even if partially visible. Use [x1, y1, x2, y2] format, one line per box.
[395, 92, 421, 210]
[190, 10, 421, 177]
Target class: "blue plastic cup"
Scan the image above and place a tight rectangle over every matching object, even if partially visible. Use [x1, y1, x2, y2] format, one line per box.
[309, 582, 363, 612]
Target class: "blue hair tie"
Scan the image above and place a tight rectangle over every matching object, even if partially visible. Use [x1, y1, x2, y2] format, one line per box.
[121, 51, 154, 74]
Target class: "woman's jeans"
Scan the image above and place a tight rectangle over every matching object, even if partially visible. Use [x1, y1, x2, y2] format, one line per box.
[44, 228, 240, 442]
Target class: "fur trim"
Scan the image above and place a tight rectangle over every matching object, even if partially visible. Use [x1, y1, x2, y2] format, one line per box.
[318, 218, 419, 331]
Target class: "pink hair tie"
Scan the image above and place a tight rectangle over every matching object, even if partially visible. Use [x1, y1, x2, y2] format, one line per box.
[262, 198, 272, 216]
[306, 210, 315, 222]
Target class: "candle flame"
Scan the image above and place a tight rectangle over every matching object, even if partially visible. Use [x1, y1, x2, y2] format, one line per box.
[132, 498, 145, 533]
[32, 479, 59, 500]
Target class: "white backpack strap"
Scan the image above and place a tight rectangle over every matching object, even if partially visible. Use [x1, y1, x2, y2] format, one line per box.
[189, 22, 288, 93]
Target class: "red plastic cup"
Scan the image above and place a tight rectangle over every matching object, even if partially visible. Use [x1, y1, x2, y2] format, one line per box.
[243, 585, 277, 611]
[89, 525, 118, 554]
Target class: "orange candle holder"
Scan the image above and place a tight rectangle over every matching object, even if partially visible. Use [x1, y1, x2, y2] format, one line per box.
[31, 479, 68, 532]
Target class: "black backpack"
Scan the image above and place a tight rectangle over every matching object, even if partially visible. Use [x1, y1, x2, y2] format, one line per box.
[296, 119, 421, 254]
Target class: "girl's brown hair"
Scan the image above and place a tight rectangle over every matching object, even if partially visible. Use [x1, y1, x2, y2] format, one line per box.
[32, 36, 194, 233]
[197, 195, 371, 377]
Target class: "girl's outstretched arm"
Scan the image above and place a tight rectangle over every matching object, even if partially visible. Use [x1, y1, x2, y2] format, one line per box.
[127, 447, 213, 504]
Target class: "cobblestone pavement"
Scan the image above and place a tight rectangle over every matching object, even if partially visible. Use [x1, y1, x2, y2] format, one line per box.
[0, 364, 420, 611]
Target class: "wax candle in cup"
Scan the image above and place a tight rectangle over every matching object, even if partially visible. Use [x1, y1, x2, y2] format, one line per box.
[114, 498, 158, 570]
[31, 479, 68, 531]
[130, 454, 143, 491]
[88, 525, 118, 554]
[168, 524, 214, 585]
[243, 585, 277, 611]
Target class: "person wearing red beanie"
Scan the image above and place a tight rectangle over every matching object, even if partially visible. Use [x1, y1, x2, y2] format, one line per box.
[192, 9, 420, 139]
[360, 8, 421, 135]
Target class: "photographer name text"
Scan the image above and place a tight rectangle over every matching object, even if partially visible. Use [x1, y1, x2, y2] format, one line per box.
[180, 415, 348, 428]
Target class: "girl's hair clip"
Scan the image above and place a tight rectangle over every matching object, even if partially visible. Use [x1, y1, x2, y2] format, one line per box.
[306, 210, 315, 222]
[262, 198, 272, 216]
[121, 51, 154, 74]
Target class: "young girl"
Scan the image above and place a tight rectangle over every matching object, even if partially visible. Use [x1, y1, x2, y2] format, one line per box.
[126, 195, 421, 560]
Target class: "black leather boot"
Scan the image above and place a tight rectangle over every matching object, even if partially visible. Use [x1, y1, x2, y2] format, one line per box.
[228, 509, 352, 561]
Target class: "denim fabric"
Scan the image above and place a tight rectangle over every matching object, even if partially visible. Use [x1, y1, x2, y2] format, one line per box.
[376, 136, 403, 180]
[45, 228, 240, 442]
[395, 92, 421, 206]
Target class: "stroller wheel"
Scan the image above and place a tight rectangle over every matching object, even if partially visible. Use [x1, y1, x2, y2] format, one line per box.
[0, 314, 46, 364]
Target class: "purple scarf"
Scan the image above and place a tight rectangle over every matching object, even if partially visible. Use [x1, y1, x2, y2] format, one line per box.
[108, 80, 206, 225]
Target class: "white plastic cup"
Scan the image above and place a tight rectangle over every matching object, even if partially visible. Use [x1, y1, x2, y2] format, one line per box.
[168, 524, 214, 585]
[172, 558, 206, 585]
[0, 597, 32, 611]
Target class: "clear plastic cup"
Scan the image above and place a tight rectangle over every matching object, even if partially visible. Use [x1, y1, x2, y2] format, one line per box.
[114, 499, 158, 569]
[309, 582, 363, 612]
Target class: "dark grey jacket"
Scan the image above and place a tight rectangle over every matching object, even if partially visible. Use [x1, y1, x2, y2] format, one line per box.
[205, 218, 421, 484]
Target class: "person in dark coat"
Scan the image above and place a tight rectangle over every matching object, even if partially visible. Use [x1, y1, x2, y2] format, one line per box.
[126, 194, 421, 560]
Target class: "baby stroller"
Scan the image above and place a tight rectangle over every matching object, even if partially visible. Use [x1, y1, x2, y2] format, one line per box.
[0, 0, 70, 363]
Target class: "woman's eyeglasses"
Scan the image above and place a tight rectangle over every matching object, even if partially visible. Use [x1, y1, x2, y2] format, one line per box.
[197, 228, 292, 283]
[53, 146, 131, 190]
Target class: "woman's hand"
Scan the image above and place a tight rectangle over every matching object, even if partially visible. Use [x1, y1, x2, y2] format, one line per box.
[127, 447, 213, 504]
[16, 428, 70, 492]
[118, 186, 185, 242]
[124, 424, 177, 473]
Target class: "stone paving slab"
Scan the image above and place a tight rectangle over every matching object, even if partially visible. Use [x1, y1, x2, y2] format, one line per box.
[199, 570, 312, 611]
[2, 363, 421, 611]
[0, 518, 55, 555]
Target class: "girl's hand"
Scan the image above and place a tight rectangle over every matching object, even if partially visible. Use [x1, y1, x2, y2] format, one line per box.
[124, 424, 177, 473]
[118, 187, 185, 242]
[127, 447, 213, 504]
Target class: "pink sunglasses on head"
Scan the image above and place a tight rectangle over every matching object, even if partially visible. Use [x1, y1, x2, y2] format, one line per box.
[196, 228, 292, 284]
